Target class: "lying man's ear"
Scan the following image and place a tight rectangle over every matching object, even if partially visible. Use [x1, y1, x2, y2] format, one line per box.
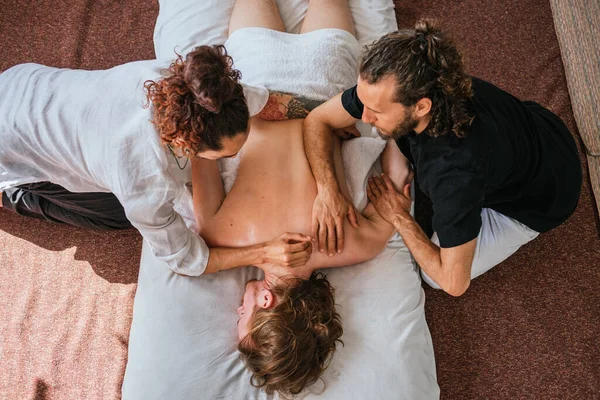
[259, 289, 275, 309]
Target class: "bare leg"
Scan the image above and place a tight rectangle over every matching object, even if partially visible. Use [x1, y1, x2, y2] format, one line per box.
[300, 0, 355, 35]
[191, 157, 226, 235]
[229, 0, 286, 37]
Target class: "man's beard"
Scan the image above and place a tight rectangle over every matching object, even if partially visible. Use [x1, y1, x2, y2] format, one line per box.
[376, 115, 419, 140]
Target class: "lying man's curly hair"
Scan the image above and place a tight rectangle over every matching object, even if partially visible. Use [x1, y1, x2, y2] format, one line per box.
[360, 19, 474, 138]
[238, 272, 343, 396]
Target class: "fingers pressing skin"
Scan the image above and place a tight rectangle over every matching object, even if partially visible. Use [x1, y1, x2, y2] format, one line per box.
[310, 186, 358, 255]
[368, 178, 381, 197]
[264, 232, 313, 267]
[367, 174, 413, 225]
[372, 175, 387, 193]
[288, 241, 311, 253]
[311, 217, 319, 244]
[285, 233, 312, 266]
[326, 223, 336, 257]
[335, 217, 344, 254]
[288, 246, 311, 267]
[283, 232, 311, 243]
[318, 222, 327, 253]
[366, 184, 375, 201]
[347, 205, 359, 228]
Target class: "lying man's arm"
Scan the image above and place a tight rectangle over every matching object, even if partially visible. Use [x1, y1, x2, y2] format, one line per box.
[303, 93, 361, 256]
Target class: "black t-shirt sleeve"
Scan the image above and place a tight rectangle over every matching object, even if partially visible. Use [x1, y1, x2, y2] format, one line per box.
[341, 85, 364, 119]
[419, 150, 485, 248]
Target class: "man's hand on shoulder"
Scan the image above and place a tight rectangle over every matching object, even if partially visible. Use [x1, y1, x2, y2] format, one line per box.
[311, 185, 359, 257]
[367, 174, 412, 225]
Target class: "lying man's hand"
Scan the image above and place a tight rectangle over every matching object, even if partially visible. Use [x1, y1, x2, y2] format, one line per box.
[367, 174, 412, 225]
[261, 232, 313, 267]
[311, 186, 359, 257]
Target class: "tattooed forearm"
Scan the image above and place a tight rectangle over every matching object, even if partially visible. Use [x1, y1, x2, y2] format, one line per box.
[257, 92, 324, 121]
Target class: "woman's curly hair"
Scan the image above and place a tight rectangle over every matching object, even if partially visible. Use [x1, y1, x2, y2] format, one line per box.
[360, 19, 474, 138]
[238, 272, 343, 397]
[144, 45, 249, 156]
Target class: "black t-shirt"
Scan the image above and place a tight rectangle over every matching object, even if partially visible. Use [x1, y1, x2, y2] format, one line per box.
[341, 77, 581, 248]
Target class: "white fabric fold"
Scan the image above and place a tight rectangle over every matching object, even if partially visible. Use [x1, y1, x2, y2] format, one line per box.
[225, 27, 363, 101]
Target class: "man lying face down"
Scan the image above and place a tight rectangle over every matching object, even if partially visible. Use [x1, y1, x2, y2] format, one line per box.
[187, 0, 413, 395]
[192, 114, 411, 395]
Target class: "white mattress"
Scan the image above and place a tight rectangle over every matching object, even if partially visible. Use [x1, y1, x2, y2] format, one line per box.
[123, 1, 439, 398]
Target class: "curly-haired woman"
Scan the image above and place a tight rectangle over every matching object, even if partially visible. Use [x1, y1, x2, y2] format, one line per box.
[304, 20, 582, 297]
[0, 37, 313, 276]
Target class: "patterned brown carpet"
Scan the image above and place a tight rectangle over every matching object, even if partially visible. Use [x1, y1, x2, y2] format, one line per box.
[1, 0, 598, 399]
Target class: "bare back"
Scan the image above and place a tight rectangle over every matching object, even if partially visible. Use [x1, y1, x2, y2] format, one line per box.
[201, 118, 393, 270]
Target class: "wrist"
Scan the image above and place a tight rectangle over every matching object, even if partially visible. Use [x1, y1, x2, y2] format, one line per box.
[392, 211, 413, 228]
[317, 179, 340, 194]
[255, 242, 268, 265]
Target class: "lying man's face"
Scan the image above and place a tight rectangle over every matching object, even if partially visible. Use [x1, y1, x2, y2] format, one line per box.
[236, 272, 343, 396]
[236, 279, 275, 340]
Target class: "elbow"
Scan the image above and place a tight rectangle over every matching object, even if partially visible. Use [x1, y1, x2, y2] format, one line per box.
[439, 268, 471, 297]
[444, 280, 470, 297]
[304, 108, 328, 130]
[303, 112, 320, 134]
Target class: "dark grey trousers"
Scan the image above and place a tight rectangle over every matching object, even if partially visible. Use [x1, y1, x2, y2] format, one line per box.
[2, 182, 132, 230]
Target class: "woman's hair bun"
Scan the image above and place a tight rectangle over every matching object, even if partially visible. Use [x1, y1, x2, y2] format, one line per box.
[183, 45, 242, 113]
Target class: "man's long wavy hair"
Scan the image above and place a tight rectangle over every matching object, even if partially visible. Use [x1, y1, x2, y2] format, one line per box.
[360, 19, 474, 138]
[144, 45, 249, 156]
[238, 272, 343, 397]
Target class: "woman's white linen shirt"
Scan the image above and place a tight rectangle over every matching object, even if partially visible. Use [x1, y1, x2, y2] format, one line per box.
[0, 61, 268, 275]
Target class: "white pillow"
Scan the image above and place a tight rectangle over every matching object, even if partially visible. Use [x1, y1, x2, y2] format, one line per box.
[153, 0, 398, 60]
[123, 1, 439, 399]
[122, 239, 438, 399]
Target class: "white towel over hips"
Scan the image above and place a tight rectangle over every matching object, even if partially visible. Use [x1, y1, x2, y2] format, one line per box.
[225, 27, 363, 101]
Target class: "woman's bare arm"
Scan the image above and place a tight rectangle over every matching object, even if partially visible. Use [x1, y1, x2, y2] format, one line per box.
[191, 157, 226, 234]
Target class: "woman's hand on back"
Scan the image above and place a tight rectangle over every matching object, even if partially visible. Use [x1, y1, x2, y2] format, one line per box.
[261, 232, 313, 267]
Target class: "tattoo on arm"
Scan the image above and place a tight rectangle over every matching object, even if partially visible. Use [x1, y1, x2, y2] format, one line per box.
[257, 91, 323, 121]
